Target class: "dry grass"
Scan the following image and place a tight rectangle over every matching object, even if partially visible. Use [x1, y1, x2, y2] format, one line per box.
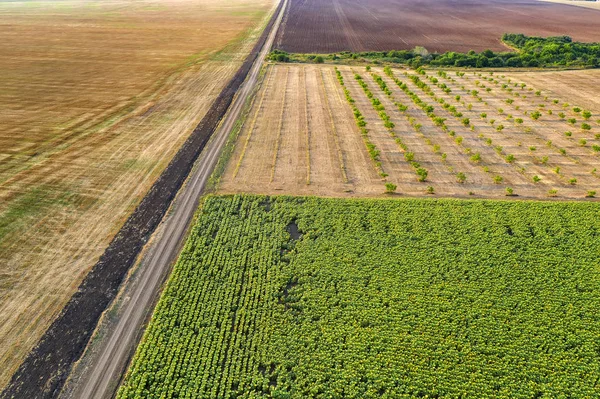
[218, 64, 600, 199]
[0, 0, 276, 388]
[506, 69, 600, 112]
[540, 0, 600, 10]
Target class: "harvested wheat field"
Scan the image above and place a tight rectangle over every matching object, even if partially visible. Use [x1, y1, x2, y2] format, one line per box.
[275, 0, 600, 53]
[218, 63, 600, 200]
[506, 69, 600, 112]
[0, 0, 276, 388]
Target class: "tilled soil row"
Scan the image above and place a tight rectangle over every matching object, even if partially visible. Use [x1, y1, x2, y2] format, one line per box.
[0, 1, 284, 398]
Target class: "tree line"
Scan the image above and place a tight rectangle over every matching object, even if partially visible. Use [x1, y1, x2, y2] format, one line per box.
[270, 34, 600, 68]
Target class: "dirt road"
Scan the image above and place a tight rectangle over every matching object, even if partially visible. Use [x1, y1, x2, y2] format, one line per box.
[59, 1, 286, 398]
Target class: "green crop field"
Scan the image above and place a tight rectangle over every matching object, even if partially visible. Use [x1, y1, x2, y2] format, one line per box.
[117, 195, 600, 399]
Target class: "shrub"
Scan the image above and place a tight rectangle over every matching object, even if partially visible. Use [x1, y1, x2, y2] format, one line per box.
[586, 191, 596, 198]
[505, 187, 514, 196]
[533, 175, 541, 183]
[456, 172, 466, 183]
[548, 189, 558, 197]
[416, 168, 428, 182]
[493, 175, 503, 184]
[582, 123, 591, 131]
[385, 182, 397, 193]
[426, 185, 435, 194]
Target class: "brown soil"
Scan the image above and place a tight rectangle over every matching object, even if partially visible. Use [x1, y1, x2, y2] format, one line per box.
[219, 64, 600, 200]
[275, 0, 600, 53]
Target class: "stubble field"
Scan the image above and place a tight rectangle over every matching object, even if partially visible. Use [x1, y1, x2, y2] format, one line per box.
[0, 0, 276, 388]
[219, 63, 600, 200]
[274, 0, 600, 53]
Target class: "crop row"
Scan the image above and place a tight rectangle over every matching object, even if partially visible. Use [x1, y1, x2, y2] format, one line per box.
[117, 195, 600, 398]
[335, 67, 385, 178]
[354, 72, 428, 182]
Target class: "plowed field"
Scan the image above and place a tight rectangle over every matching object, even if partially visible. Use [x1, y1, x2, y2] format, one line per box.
[275, 0, 600, 53]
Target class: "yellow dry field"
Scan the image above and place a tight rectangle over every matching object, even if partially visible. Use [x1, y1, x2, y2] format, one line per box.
[540, 0, 600, 10]
[0, 0, 276, 388]
[219, 64, 600, 199]
[507, 69, 600, 112]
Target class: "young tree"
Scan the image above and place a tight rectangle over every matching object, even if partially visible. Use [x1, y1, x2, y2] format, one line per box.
[385, 182, 397, 194]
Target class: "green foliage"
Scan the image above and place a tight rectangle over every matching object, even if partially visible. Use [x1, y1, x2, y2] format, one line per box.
[286, 34, 600, 68]
[117, 195, 600, 399]
[384, 182, 397, 193]
[268, 50, 290, 62]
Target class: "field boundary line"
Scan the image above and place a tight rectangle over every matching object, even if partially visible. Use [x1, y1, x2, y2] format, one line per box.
[270, 66, 290, 183]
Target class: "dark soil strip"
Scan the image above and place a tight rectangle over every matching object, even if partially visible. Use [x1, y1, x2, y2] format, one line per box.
[0, 3, 283, 398]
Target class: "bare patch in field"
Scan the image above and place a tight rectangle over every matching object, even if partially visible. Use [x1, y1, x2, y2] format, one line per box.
[0, 0, 275, 388]
[219, 64, 600, 200]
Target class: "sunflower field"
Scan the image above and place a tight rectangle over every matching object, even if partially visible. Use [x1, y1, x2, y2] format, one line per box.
[117, 195, 600, 399]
